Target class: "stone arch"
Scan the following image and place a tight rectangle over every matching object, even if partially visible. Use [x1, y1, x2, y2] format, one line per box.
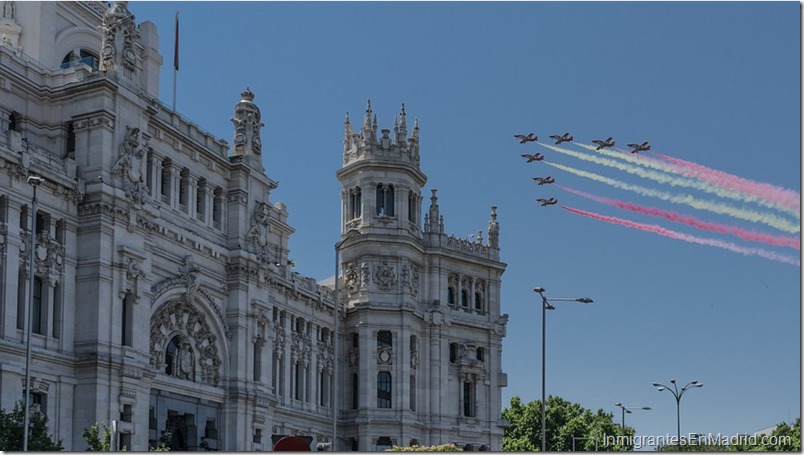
[149, 296, 227, 387]
[53, 28, 102, 68]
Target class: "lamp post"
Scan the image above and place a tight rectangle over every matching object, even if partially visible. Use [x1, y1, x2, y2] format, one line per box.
[332, 229, 360, 451]
[23, 175, 43, 452]
[614, 402, 651, 430]
[534, 287, 593, 452]
[652, 379, 703, 445]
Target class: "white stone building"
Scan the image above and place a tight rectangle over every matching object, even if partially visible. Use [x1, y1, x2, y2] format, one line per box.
[0, 2, 508, 451]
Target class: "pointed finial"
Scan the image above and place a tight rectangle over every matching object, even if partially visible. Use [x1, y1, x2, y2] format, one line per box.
[363, 99, 373, 131]
[397, 103, 408, 144]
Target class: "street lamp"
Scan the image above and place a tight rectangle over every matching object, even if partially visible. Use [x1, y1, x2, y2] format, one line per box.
[614, 402, 651, 430]
[332, 228, 360, 451]
[652, 379, 703, 444]
[23, 174, 43, 452]
[534, 286, 593, 452]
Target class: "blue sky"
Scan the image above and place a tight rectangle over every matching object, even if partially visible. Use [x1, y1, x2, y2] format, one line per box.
[130, 1, 800, 445]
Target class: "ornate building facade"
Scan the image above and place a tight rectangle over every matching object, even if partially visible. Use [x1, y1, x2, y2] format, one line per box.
[0, 2, 508, 451]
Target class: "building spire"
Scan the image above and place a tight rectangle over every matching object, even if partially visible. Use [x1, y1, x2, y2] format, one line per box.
[397, 103, 408, 144]
[425, 188, 442, 233]
[344, 112, 353, 152]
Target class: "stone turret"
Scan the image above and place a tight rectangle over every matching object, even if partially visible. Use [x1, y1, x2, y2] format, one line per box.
[342, 100, 421, 168]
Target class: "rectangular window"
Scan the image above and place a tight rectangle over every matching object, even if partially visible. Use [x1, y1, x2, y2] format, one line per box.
[377, 371, 392, 408]
[294, 363, 303, 400]
[410, 375, 416, 411]
[122, 293, 133, 346]
[16, 271, 25, 329]
[253, 341, 262, 382]
[32, 277, 43, 335]
[352, 373, 359, 409]
[160, 163, 171, 202]
[463, 381, 475, 417]
[377, 330, 392, 349]
[196, 179, 206, 218]
[179, 170, 189, 208]
[52, 284, 61, 339]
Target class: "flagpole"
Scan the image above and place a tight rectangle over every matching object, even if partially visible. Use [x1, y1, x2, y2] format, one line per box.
[173, 11, 179, 110]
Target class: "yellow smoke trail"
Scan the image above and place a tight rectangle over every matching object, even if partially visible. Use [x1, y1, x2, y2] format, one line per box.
[541, 142, 800, 219]
[544, 161, 800, 234]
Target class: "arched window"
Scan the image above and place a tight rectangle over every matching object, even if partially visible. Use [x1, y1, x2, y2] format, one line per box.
[377, 371, 392, 408]
[164, 336, 194, 381]
[476, 347, 485, 362]
[449, 342, 459, 363]
[408, 190, 417, 223]
[376, 184, 394, 216]
[461, 290, 469, 308]
[165, 337, 179, 376]
[474, 292, 483, 312]
[350, 186, 362, 219]
[61, 49, 99, 71]
[447, 287, 455, 306]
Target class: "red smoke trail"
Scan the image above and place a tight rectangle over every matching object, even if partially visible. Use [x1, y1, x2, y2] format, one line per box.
[560, 205, 800, 267]
[652, 152, 800, 213]
[559, 185, 800, 250]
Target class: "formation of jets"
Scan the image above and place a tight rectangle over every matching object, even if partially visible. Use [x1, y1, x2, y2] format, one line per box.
[592, 137, 615, 150]
[627, 141, 651, 153]
[549, 132, 573, 144]
[521, 153, 545, 162]
[516, 133, 652, 208]
[514, 133, 538, 144]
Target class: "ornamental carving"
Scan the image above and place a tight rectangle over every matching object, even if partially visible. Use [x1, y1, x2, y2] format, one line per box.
[231, 88, 264, 156]
[348, 348, 359, 367]
[317, 341, 333, 373]
[273, 323, 286, 355]
[360, 262, 370, 288]
[18, 231, 64, 285]
[245, 202, 272, 264]
[291, 332, 311, 366]
[151, 256, 232, 339]
[344, 262, 359, 295]
[377, 347, 393, 365]
[401, 263, 419, 297]
[100, 1, 139, 73]
[149, 299, 223, 386]
[112, 126, 149, 205]
[373, 261, 396, 290]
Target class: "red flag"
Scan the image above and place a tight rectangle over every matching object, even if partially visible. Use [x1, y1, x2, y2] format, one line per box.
[173, 12, 179, 71]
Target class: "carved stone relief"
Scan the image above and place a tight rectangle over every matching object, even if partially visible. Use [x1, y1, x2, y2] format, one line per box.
[149, 299, 222, 386]
[245, 202, 272, 264]
[112, 126, 149, 205]
[373, 261, 396, 290]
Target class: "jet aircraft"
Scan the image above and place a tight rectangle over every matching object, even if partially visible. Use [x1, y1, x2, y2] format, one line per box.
[549, 132, 573, 144]
[592, 137, 615, 150]
[521, 153, 545, 163]
[532, 176, 555, 185]
[536, 198, 558, 206]
[627, 141, 651, 153]
[514, 133, 538, 144]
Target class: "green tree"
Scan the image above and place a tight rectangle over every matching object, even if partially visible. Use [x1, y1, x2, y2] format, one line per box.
[502, 395, 633, 451]
[0, 401, 63, 451]
[730, 418, 801, 452]
[83, 422, 129, 451]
